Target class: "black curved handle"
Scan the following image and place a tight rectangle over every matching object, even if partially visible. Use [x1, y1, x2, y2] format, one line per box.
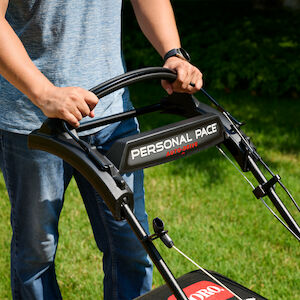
[90, 67, 177, 98]
[46, 67, 177, 133]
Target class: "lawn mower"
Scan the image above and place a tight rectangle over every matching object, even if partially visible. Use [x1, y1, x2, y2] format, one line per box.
[28, 67, 299, 300]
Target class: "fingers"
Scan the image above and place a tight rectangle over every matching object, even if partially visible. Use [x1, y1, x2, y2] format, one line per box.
[38, 86, 99, 128]
[161, 80, 173, 95]
[73, 88, 99, 117]
[190, 68, 203, 91]
[162, 57, 203, 94]
[69, 88, 99, 126]
[63, 111, 81, 128]
[84, 90, 99, 118]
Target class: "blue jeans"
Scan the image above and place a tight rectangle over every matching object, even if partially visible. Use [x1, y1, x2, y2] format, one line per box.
[0, 118, 153, 300]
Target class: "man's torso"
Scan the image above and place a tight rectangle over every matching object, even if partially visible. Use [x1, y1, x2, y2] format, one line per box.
[0, 0, 130, 134]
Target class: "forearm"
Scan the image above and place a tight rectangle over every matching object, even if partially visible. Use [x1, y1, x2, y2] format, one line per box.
[0, 16, 98, 127]
[0, 18, 53, 106]
[130, 0, 181, 58]
[131, 0, 203, 94]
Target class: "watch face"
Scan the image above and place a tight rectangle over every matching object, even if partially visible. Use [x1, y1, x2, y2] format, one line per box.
[178, 48, 191, 62]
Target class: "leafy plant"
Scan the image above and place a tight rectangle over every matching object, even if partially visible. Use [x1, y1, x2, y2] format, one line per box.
[123, 1, 300, 98]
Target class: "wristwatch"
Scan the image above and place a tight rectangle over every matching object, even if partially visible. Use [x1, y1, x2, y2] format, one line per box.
[163, 48, 191, 62]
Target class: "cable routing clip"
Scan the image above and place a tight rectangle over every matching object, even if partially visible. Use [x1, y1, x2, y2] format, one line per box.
[253, 174, 281, 199]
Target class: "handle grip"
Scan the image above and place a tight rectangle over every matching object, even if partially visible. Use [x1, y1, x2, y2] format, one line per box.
[90, 67, 177, 98]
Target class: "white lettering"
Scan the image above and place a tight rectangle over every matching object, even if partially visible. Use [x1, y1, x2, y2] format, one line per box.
[163, 139, 172, 149]
[147, 144, 156, 155]
[171, 137, 179, 147]
[188, 285, 225, 300]
[140, 146, 147, 157]
[192, 289, 214, 298]
[200, 289, 215, 296]
[211, 123, 217, 133]
[189, 294, 204, 300]
[130, 123, 218, 161]
[201, 127, 208, 136]
[156, 141, 164, 152]
[131, 149, 140, 160]
[207, 286, 223, 293]
[180, 134, 187, 144]
[195, 128, 202, 139]
[195, 123, 218, 139]
[186, 133, 193, 142]
[206, 124, 213, 134]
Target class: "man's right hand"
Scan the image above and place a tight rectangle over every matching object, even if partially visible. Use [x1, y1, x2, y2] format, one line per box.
[35, 85, 99, 128]
[0, 8, 99, 128]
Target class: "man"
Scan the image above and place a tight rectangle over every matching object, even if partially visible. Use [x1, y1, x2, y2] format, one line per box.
[0, 0, 202, 299]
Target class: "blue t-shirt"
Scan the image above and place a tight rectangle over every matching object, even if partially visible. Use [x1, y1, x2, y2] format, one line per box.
[0, 0, 132, 134]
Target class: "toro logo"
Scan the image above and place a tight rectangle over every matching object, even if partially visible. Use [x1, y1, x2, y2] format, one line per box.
[168, 281, 233, 300]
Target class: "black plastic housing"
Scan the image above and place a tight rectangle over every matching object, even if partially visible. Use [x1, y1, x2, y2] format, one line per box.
[28, 120, 134, 221]
[106, 114, 224, 173]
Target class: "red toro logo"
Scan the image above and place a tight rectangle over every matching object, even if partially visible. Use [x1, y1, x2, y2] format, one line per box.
[168, 281, 234, 300]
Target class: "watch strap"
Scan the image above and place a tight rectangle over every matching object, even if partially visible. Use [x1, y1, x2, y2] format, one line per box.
[163, 48, 191, 62]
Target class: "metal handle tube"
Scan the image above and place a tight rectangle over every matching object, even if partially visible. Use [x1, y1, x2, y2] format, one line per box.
[248, 156, 300, 239]
[121, 203, 188, 300]
[77, 103, 162, 132]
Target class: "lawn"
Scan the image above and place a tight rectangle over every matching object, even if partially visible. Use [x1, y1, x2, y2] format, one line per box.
[0, 83, 299, 299]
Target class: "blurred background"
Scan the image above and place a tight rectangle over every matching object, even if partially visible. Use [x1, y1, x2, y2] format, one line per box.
[123, 0, 300, 99]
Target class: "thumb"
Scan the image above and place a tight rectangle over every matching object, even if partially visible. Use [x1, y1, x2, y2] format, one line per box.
[161, 80, 173, 95]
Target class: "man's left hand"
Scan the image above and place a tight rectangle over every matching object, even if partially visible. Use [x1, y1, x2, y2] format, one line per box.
[161, 57, 203, 95]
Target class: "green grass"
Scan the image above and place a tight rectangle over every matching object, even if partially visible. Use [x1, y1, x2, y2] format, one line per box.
[0, 85, 299, 299]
